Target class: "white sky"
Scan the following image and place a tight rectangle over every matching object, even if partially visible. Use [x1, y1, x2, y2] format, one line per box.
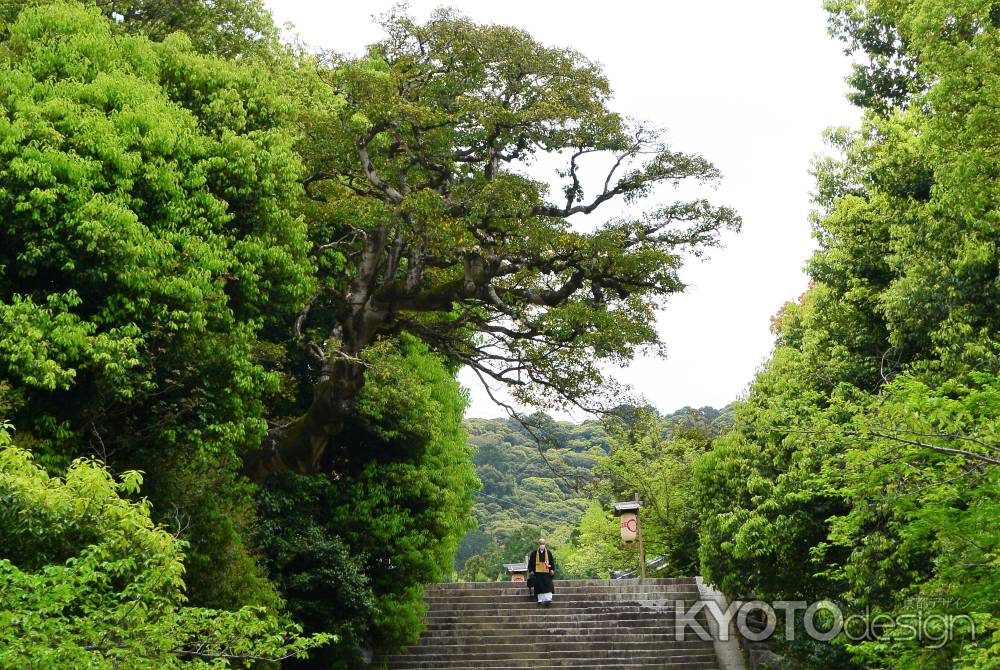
[264, 0, 861, 419]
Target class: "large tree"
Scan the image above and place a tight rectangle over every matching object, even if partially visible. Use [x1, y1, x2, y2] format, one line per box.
[697, 2, 999, 667]
[255, 336, 478, 667]
[0, 1, 312, 607]
[0, 0, 280, 57]
[247, 9, 740, 481]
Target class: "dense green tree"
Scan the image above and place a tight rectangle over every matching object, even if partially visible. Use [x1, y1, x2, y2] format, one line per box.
[825, 0, 925, 113]
[0, 0, 280, 57]
[592, 411, 709, 576]
[696, 2, 999, 667]
[457, 526, 540, 582]
[0, 1, 312, 608]
[557, 407, 727, 579]
[0, 434, 328, 668]
[0, 2, 737, 665]
[456, 414, 607, 576]
[255, 336, 477, 667]
[246, 8, 740, 482]
[101, 0, 278, 56]
[819, 373, 999, 668]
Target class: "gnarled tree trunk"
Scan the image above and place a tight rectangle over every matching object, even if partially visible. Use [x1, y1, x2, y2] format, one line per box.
[243, 354, 367, 484]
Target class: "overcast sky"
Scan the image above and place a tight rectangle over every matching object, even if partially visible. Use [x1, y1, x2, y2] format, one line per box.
[264, 0, 861, 419]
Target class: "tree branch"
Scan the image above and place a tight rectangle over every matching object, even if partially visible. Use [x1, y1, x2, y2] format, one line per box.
[784, 427, 1000, 466]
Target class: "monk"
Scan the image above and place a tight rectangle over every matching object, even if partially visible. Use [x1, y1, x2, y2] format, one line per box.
[527, 537, 556, 605]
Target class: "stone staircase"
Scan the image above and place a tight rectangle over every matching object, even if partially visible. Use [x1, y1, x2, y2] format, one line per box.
[377, 577, 721, 669]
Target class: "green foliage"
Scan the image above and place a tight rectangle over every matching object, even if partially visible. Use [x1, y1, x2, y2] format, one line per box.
[559, 407, 727, 580]
[0, 1, 312, 608]
[824, 0, 925, 113]
[558, 500, 632, 579]
[0, 0, 281, 58]
[10, 4, 995, 669]
[592, 411, 711, 576]
[827, 373, 1000, 668]
[255, 473, 377, 669]
[456, 414, 607, 579]
[256, 336, 477, 667]
[457, 526, 543, 582]
[0, 3, 740, 665]
[291, 6, 740, 414]
[697, 2, 1000, 667]
[0, 441, 329, 668]
[458, 406, 730, 581]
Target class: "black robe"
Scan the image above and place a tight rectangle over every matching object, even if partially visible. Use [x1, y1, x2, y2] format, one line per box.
[527, 547, 556, 595]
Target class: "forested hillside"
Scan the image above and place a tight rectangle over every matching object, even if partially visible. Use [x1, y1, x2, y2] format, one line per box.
[456, 414, 606, 580]
[457, 405, 732, 581]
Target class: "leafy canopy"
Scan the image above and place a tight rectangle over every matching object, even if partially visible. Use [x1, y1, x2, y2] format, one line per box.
[0, 0, 312, 607]
[0, 0, 280, 57]
[256, 336, 478, 666]
[696, 2, 1000, 667]
[295, 7, 741, 410]
[0, 435, 329, 668]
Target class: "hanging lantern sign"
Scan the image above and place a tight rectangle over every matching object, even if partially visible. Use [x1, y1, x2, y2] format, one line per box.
[614, 499, 642, 544]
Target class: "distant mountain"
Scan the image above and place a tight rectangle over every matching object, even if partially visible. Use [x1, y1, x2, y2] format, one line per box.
[454, 404, 732, 575]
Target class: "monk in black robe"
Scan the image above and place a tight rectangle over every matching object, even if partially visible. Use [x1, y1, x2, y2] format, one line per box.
[527, 537, 555, 605]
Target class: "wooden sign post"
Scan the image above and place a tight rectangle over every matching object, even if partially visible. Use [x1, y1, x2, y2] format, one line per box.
[504, 555, 529, 582]
[613, 494, 645, 578]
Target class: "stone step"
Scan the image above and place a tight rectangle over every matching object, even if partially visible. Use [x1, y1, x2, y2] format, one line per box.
[424, 601, 693, 612]
[427, 585, 698, 597]
[426, 591, 699, 603]
[382, 656, 718, 669]
[399, 644, 716, 658]
[435, 585, 695, 592]
[407, 640, 712, 653]
[415, 631, 708, 643]
[385, 659, 719, 668]
[423, 619, 713, 634]
[380, 578, 720, 670]
[423, 621, 707, 636]
[429, 578, 698, 589]
[378, 661, 718, 670]
[394, 641, 715, 655]
[428, 600, 694, 616]
[426, 593, 699, 605]
[429, 582, 700, 592]
[424, 611, 699, 626]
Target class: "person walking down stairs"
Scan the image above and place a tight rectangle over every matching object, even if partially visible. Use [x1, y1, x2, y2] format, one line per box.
[527, 537, 555, 605]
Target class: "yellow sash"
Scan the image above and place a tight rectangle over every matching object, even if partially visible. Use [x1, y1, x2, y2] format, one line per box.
[534, 550, 549, 573]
